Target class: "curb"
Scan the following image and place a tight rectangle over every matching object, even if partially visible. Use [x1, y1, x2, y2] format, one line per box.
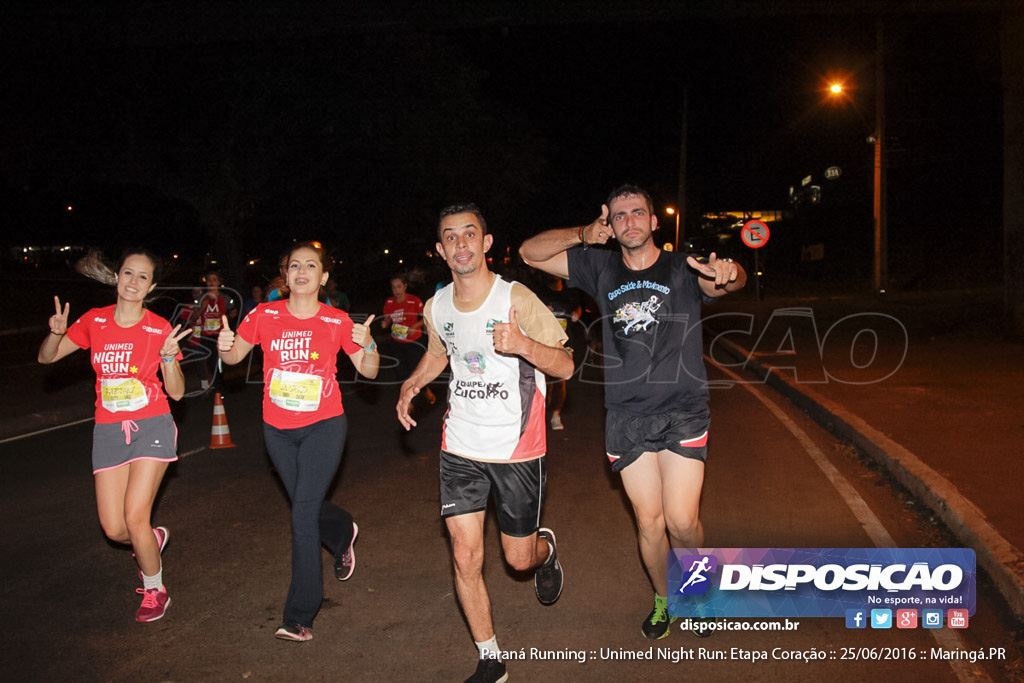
[714, 334, 1024, 618]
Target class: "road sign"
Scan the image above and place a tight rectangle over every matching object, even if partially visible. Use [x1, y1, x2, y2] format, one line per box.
[741, 220, 770, 249]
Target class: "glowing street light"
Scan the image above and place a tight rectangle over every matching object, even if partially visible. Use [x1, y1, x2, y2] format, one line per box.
[665, 207, 681, 251]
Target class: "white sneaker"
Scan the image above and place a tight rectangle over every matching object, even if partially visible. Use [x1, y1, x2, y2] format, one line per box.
[550, 414, 563, 430]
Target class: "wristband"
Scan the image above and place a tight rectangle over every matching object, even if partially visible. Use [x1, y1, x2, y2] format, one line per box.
[579, 225, 591, 251]
[50, 331, 65, 337]
[161, 356, 176, 363]
[364, 340, 377, 352]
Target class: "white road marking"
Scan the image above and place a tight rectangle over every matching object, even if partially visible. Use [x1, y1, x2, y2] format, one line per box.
[0, 417, 94, 444]
[710, 358, 988, 683]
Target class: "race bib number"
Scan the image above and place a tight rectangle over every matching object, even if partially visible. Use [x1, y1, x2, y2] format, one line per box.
[203, 318, 221, 333]
[100, 378, 150, 413]
[392, 324, 409, 340]
[269, 369, 323, 412]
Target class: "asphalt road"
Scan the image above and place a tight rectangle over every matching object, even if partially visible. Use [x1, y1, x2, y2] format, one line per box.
[0, 340, 1020, 681]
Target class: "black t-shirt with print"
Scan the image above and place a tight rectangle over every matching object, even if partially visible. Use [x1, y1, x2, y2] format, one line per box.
[568, 247, 709, 416]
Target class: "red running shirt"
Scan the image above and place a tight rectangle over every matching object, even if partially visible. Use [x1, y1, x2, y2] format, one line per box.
[66, 306, 177, 424]
[198, 294, 227, 337]
[383, 294, 424, 343]
[237, 302, 361, 429]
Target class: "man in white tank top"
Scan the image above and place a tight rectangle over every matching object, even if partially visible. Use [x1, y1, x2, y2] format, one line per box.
[397, 203, 573, 683]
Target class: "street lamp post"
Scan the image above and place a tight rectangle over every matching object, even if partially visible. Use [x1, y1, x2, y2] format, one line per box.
[666, 207, 681, 251]
[828, 19, 887, 294]
[872, 18, 888, 294]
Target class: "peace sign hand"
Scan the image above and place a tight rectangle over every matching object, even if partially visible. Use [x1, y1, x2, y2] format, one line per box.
[160, 324, 193, 361]
[49, 296, 70, 336]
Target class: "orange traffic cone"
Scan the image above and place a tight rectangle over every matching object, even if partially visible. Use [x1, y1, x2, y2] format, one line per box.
[209, 392, 236, 449]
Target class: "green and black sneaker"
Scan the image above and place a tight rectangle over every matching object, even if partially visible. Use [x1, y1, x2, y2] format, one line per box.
[641, 594, 677, 639]
[689, 616, 720, 638]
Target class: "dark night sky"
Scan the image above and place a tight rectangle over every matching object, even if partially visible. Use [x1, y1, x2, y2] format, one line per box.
[0, 2, 1006, 287]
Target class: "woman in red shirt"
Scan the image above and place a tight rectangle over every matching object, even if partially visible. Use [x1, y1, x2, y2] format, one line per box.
[381, 274, 435, 404]
[217, 242, 378, 642]
[189, 271, 234, 393]
[38, 249, 191, 623]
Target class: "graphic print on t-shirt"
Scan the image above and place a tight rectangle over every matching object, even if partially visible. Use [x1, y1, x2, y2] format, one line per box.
[266, 330, 324, 411]
[608, 279, 672, 336]
[94, 342, 150, 412]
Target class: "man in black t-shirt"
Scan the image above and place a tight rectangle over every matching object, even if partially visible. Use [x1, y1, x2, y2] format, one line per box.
[520, 184, 746, 640]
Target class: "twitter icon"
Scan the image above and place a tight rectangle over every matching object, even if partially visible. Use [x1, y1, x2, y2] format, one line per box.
[870, 609, 893, 629]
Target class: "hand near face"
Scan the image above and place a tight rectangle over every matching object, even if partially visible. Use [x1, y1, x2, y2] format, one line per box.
[583, 205, 614, 245]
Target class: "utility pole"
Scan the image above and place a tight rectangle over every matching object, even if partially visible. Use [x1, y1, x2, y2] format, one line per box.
[873, 17, 888, 294]
[676, 88, 689, 250]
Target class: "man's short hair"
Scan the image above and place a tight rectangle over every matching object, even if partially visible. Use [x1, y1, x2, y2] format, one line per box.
[606, 184, 654, 213]
[438, 203, 488, 240]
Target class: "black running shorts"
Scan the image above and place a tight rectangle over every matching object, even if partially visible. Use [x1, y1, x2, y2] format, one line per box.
[439, 450, 546, 537]
[605, 408, 710, 473]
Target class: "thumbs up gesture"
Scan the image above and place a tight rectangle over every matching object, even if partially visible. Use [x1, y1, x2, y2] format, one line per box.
[353, 313, 376, 350]
[216, 315, 235, 352]
[492, 306, 526, 356]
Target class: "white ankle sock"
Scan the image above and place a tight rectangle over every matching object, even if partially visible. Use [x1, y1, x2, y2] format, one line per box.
[475, 635, 499, 659]
[142, 568, 163, 591]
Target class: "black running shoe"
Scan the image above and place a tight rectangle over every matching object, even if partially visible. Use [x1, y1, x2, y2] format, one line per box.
[534, 527, 563, 605]
[465, 657, 508, 683]
[641, 594, 677, 639]
[689, 616, 719, 638]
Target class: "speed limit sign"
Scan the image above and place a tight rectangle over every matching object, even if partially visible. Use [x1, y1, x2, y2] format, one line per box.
[741, 220, 770, 249]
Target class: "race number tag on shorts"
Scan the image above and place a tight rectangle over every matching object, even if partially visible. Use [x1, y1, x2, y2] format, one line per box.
[100, 378, 150, 412]
[203, 318, 221, 333]
[392, 324, 409, 340]
[269, 369, 323, 412]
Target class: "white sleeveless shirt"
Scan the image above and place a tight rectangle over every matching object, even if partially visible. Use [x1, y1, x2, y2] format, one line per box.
[430, 277, 547, 462]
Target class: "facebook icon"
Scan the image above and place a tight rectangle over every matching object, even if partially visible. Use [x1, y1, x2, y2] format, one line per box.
[846, 609, 867, 629]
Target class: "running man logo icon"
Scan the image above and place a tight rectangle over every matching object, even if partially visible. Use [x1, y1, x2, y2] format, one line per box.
[677, 554, 717, 596]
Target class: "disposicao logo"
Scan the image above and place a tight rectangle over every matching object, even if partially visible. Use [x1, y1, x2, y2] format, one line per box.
[677, 555, 717, 596]
[667, 548, 976, 620]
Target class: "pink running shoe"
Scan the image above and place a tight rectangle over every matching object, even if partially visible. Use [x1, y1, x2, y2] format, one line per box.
[153, 526, 169, 553]
[275, 622, 313, 642]
[334, 523, 359, 581]
[135, 587, 171, 622]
